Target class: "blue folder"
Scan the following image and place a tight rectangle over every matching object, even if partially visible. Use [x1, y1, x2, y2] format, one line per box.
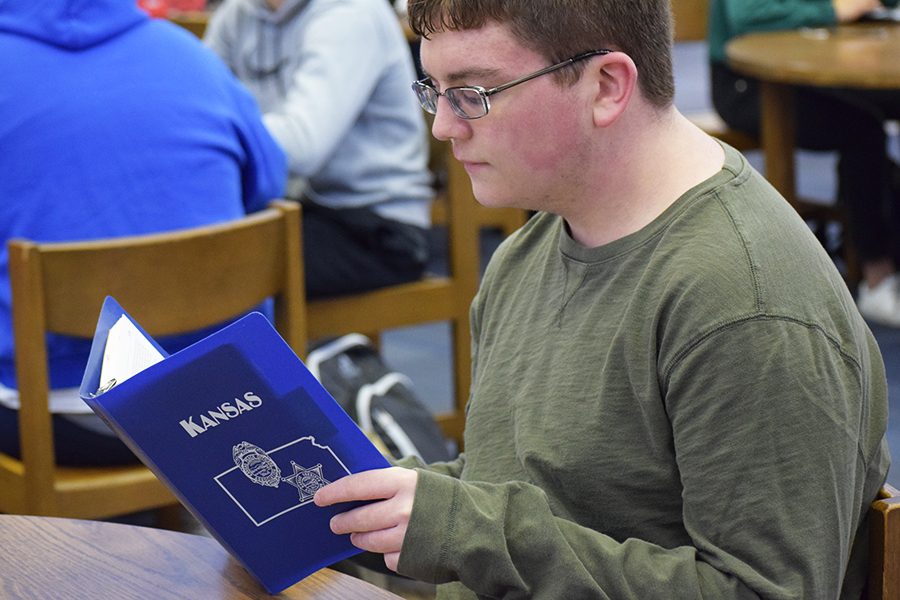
[79, 297, 390, 593]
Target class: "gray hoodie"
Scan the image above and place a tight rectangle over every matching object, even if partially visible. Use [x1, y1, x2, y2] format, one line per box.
[205, 0, 432, 226]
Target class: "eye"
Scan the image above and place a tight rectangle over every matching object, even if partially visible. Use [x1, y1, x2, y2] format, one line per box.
[450, 88, 484, 108]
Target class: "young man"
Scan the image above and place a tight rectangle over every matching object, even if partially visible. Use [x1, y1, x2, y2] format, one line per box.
[315, 1, 890, 597]
[204, 0, 434, 298]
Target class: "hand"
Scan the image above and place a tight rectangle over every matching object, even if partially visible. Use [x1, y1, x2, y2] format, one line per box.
[313, 467, 418, 572]
[832, 0, 883, 22]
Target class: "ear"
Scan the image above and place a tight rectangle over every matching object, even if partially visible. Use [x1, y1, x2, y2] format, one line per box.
[586, 52, 638, 127]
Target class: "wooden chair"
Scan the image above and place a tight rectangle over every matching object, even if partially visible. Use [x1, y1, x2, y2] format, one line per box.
[869, 483, 900, 599]
[2, 200, 305, 520]
[307, 147, 479, 448]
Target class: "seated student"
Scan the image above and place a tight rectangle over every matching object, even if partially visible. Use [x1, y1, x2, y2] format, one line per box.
[0, 0, 286, 466]
[708, 0, 900, 327]
[204, 0, 434, 299]
[313, 0, 891, 597]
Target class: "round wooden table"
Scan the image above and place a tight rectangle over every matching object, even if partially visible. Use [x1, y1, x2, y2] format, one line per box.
[0, 514, 402, 599]
[726, 23, 900, 204]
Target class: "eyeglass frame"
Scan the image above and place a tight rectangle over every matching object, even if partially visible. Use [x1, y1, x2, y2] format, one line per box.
[412, 49, 613, 120]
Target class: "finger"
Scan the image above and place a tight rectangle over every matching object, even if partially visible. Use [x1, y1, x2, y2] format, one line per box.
[383, 552, 400, 572]
[349, 526, 405, 555]
[314, 467, 409, 506]
[330, 497, 412, 535]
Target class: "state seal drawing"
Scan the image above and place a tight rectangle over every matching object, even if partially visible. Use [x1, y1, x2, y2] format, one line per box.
[214, 436, 351, 526]
[232, 441, 281, 488]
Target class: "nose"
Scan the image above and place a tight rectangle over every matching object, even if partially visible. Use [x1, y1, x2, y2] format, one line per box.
[430, 96, 471, 142]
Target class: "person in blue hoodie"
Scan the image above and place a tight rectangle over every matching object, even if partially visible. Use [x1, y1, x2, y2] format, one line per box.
[204, 0, 434, 299]
[0, 0, 287, 466]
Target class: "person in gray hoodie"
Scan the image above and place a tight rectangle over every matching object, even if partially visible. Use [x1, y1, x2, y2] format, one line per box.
[205, 0, 434, 298]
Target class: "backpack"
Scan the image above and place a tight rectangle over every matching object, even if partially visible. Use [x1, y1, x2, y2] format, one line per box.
[306, 334, 453, 464]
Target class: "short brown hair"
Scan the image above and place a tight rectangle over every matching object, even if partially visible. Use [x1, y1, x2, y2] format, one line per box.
[407, 0, 675, 108]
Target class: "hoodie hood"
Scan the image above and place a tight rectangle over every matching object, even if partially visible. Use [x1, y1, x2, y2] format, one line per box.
[0, 0, 146, 50]
[240, 0, 312, 25]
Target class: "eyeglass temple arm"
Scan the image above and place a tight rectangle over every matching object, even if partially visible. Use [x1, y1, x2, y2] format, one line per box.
[485, 49, 612, 96]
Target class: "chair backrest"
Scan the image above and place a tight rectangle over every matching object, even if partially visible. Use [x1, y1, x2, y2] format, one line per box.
[3, 200, 305, 518]
[870, 484, 900, 599]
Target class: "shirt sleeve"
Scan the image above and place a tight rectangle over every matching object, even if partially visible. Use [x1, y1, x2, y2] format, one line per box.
[260, 5, 394, 176]
[397, 317, 880, 598]
[230, 82, 288, 212]
[395, 453, 467, 479]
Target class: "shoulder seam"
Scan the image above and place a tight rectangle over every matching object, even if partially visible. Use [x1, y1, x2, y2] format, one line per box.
[713, 188, 765, 314]
[662, 313, 862, 389]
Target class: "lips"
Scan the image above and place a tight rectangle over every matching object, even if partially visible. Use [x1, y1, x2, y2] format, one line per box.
[455, 156, 487, 169]
[460, 161, 488, 175]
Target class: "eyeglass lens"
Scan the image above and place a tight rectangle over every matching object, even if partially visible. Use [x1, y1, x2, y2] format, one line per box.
[414, 83, 489, 119]
[446, 88, 488, 118]
[413, 83, 438, 114]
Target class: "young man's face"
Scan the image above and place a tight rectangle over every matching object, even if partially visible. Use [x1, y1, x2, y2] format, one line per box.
[420, 21, 596, 213]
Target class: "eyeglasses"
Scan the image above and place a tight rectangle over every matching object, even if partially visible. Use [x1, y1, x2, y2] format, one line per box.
[412, 49, 612, 120]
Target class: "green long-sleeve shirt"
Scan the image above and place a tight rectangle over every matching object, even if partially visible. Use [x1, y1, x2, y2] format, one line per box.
[708, 0, 899, 64]
[396, 145, 890, 599]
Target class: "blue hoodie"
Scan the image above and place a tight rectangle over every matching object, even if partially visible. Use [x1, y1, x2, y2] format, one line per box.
[0, 0, 287, 396]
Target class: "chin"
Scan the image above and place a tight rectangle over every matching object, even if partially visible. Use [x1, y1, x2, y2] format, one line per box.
[472, 193, 512, 210]
[469, 181, 513, 209]
[475, 190, 533, 213]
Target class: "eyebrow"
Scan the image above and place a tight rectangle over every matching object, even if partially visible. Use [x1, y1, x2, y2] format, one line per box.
[422, 66, 505, 87]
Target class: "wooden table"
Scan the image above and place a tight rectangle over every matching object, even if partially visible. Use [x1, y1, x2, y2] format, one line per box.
[0, 514, 402, 599]
[726, 23, 900, 204]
